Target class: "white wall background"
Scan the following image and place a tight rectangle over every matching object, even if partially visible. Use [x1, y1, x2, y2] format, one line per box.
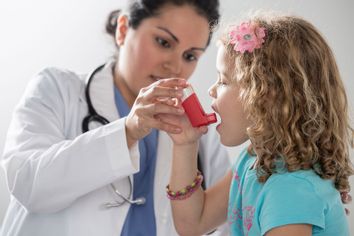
[0, 0, 353, 233]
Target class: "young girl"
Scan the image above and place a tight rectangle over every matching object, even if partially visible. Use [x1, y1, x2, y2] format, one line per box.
[164, 12, 353, 235]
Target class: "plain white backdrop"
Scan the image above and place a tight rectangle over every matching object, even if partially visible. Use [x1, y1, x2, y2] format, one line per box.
[0, 0, 353, 233]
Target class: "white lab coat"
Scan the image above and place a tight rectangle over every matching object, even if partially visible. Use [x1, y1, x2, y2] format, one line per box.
[1, 62, 230, 236]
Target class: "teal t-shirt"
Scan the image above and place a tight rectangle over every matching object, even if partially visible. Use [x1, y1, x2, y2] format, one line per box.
[228, 148, 349, 236]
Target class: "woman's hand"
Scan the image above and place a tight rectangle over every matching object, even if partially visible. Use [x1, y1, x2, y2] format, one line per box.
[125, 78, 187, 147]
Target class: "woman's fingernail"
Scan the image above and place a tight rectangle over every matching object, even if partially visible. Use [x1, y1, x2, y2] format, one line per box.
[179, 79, 186, 84]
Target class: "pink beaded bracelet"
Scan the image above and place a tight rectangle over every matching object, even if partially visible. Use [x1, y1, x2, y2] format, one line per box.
[166, 171, 203, 200]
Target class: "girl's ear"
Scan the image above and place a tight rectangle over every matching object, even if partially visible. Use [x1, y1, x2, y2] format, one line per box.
[116, 15, 129, 46]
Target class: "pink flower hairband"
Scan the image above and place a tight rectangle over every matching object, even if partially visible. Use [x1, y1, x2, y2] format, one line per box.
[229, 22, 266, 53]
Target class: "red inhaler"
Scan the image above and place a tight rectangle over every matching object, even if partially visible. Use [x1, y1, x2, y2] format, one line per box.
[181, 85, 217, 127]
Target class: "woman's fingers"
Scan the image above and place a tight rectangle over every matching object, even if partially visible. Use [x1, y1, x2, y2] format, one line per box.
[145, 102, 184, 116]
[143, 86, 182, 101]
[144, 86, 183, 102]
[126, 102, 184, 141]
[150, 77, 187, 88]
[143, 78, 188, 101]
[156, 97, 178, 106]
[125, 78, 188, 142]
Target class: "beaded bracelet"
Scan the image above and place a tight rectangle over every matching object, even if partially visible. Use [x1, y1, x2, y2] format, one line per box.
[166, 171, 203, 200]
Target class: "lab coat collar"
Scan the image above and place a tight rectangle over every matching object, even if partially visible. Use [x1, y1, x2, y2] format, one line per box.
[89, 61, 120, 122]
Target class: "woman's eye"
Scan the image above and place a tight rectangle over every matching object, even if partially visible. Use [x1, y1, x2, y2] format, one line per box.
[183, 52, 197, 62]
[156, 37, 171, 48]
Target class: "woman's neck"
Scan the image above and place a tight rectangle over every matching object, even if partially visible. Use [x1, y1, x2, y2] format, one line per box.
[113, 65, 136, 107]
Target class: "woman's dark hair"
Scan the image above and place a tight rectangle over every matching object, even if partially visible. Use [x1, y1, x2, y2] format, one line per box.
[105, 0, 220, 47]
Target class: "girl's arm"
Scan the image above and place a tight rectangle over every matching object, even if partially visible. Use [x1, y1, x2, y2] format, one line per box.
[169, 141, 232, 235]
[160, 104, 231, 235]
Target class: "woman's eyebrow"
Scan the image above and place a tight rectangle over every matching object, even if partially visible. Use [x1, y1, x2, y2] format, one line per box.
[157, 26, 179, 42]
[156, 26, 206, 52]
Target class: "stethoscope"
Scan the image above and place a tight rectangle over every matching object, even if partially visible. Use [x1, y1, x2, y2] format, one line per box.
[82, 64, 146, 208]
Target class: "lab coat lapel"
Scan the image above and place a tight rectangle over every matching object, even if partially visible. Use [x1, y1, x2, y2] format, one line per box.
[154, 131, 174, 233]
[89, 61, 120, 122]
[86, 62, 132, 194]
[87, 61, 176, 233]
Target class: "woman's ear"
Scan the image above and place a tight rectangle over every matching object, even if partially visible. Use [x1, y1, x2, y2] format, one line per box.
[116, 15, 129, 46]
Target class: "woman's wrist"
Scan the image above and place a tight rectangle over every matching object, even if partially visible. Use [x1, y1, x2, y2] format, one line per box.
[126, 132, 137, 149]
[125, 120, 138, 149]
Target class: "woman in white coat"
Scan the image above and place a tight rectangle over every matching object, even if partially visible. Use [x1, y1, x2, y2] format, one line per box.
[1, 0, 230, 235]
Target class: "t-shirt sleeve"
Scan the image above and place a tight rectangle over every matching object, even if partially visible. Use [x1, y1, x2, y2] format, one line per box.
[258, 174, 326, 235]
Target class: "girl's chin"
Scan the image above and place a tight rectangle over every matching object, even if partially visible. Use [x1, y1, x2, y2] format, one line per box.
[216, 124, 228, 145]
[216, 123, 221, 132]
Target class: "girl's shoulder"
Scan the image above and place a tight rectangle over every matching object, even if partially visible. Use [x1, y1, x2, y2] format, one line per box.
[259, 170, 348, 235]
[231, 148, 256, 175]
[265, 169, 339, 205]
[269, 170, 334, 190]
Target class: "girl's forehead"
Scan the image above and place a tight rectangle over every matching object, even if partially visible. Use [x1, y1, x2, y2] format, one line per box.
[216, 46, 234, 77]
[216, 46, 227, 69]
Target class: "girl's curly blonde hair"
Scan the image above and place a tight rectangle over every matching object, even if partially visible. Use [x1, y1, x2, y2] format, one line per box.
[220, 12, 354, 193]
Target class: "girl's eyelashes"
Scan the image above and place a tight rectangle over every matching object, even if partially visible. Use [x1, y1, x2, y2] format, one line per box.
[218, 80, 227, 85]
[155, 37, 171, 48]
[216, 77, 228, 86]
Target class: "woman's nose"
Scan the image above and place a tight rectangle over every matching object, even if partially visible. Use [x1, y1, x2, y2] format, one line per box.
[163, 58, 182, 77]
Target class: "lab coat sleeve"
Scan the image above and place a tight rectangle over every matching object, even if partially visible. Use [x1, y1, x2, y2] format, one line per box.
[1, 68, 140, 213]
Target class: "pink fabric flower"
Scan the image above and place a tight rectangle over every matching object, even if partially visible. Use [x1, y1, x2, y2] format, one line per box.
[229, 22, 266, 53]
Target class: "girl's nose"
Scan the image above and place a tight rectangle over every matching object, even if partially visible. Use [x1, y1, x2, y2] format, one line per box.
[208, 83, 217, 98]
